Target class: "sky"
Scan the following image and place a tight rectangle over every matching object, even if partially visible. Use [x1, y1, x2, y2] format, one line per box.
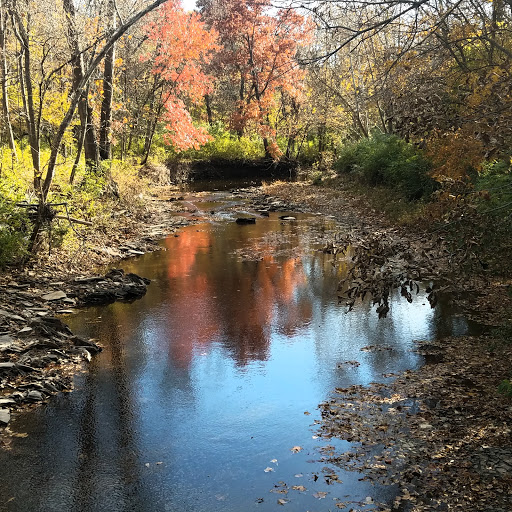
[181, 0, 197, 11]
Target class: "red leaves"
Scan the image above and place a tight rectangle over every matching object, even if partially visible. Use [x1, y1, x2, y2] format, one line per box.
[203, 0, 313, 149]
[142, 1, 218, 150]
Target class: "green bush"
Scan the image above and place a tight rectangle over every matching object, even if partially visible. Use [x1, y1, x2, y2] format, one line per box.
[0, 184, 29, 266]
[498, 379, 512, 397]
[335, 132, 437, 200]
[181, 123, 265, 161]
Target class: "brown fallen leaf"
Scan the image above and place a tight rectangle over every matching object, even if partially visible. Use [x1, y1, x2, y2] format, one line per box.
[313, 491, 328, 499]
[292, 485, 307, 491]
[290, 445, 302, 453]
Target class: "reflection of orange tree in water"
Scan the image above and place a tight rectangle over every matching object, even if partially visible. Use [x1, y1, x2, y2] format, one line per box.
[163, 229, 313, 367]
[165, 231, 217, 369]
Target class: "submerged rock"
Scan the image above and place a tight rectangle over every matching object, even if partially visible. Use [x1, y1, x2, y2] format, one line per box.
[236, 217, 256, 225]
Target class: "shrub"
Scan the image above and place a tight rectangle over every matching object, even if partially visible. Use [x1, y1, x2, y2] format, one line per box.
[0, 182, 29, 266]
[335, 132, 437, 200]
[181, 123, 264, 161]
[498, 379, 512, 397]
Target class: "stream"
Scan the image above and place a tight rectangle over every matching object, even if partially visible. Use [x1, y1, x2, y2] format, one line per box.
[0, 186, 476, 511]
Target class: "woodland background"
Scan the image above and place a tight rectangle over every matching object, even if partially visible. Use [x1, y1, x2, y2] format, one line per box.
[0, 0, 511, 272]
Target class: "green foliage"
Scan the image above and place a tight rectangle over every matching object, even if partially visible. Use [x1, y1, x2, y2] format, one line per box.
[480, 158, 511, 177]
[498, 379, 512, 397]
[181, 123, 265, 161]
[0, 181, 29, 267]
[334, 132, 437, 200]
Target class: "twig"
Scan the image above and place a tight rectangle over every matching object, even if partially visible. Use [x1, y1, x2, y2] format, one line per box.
[54, 214, 93, 226]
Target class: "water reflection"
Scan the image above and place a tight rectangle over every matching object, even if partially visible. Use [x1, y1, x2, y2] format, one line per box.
[0, 209, 475, 512]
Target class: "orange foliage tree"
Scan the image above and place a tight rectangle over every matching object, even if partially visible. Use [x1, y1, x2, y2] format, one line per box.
[142, 0, 218, 152]
[199, 0, 313, 158]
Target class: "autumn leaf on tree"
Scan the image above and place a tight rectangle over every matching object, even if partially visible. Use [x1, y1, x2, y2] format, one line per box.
[142, 0, 218, 150]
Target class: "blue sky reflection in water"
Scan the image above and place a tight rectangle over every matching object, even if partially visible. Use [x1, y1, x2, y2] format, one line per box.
[0, 212, 473, 511]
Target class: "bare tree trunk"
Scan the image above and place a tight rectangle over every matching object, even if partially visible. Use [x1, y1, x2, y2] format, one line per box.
[70, 121, 86, 185]
[205, 93, 213, 125]
[142, 101, 165, 165]
[62, 0, 99, 171]
[10, 9, 40, 189]
[0, 1, 16, 162]
[99, 0, 117, 161]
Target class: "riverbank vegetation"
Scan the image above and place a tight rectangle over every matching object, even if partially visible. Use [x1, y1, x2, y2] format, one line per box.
[0, 0, 510, 278]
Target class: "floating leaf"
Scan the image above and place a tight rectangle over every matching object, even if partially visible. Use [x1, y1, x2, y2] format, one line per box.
[290, 445, 302, 453]
[264, 467, 274, 473]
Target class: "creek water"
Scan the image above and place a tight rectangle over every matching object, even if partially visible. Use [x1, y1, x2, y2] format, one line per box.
[0, 189, 475, 511]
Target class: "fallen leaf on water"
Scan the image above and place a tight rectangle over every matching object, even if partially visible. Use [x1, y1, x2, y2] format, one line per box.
[294, 474, 303, 478]
[270, 459, 278, 464]
[277, 498, 288, 505]
[292, 485, 307, 491]
[144, 463, 150, 468]
[304, 411, 311, 415]
[313, 491, 328, 499]
[290, 446, 302, 453]
[264, 467, 274, 473]
[255, 498, 264, 504]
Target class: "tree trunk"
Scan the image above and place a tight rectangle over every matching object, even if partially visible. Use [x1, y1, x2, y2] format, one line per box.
[99, 0, 117, 161]
[62, 0, 99, 171]
[10, 10, 40, 189]
[0, 1, 16, 162]
[205, 93, 213, 125]
[318, 122, 326, 153]
[70, 121, 86, 185]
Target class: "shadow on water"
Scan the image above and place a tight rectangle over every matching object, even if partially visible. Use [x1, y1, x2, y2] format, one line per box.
[0, 200, 480, 512]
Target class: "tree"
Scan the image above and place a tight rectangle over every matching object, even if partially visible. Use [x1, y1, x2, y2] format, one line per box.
[19, 0, 171, 252]
[140, 0, 218, 155]
[200, 0, 313, 158]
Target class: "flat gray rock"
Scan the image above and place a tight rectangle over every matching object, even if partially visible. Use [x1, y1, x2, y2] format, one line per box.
[0, 334, 14, 346]
[0, 309, 24, 321]
[41, 291, 67, 301]
[27, 390, 44, 401]
[0, 409, 10, 425]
